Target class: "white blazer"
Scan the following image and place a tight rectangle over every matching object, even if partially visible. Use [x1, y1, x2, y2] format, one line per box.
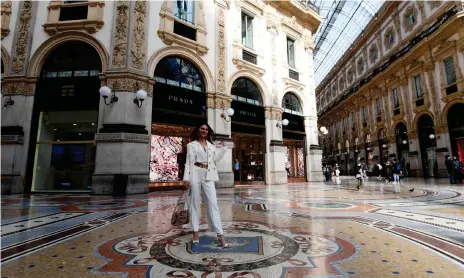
[183, 140, 227, 182]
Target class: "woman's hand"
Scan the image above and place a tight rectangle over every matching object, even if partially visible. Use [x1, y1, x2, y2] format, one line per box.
[184, 181, 190, 189]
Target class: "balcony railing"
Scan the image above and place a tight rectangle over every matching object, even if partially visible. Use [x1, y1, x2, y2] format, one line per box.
[289, 69, 299, 81]
[445, 83, 458, 95]
[242, 49, 257, 65]
[296, 0, 319, 13]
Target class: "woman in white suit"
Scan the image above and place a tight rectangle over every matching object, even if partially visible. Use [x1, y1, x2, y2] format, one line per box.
[183, 123, 230, 248]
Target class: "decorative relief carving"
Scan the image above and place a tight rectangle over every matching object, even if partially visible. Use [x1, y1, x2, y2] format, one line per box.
[131, 0, 147, 70]
[2, 77, 36, 95]
[101, 72, 154, 96]
[12, 1, 33, 74]
[112, 1, 130, 68]
[427, 1, 441, 10]
[1, 1, 12, 39]
[265, 107, 283, 120]
[206, 93, 232, 109]
[217, 8, 226, 93]
[426, 69, 440, 123]
[95, 133, 150, 143]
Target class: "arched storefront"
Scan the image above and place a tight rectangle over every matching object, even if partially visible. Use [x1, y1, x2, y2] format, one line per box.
[417, 114, 435, 178]
[395, 122, 409, 170]
[26, 41, 102, 191]
[282, 92, 306, 181]
[378, 128, 388, 164]
[150, 56, 207, 187]
[231, 78, 265, 184]
[364, 133, 373, 172]
[447, 103, 464, 160]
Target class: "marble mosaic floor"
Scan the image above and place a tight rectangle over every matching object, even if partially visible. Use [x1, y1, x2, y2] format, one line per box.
[1, 177, 463, 278]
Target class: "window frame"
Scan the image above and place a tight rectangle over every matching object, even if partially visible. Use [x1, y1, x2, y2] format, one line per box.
[174, 0, 195, 24]
[287, 37, 296, 69]
[241, 11, 254, 49]
[443, 56, 457, 86]
[413, 74, 423, 99]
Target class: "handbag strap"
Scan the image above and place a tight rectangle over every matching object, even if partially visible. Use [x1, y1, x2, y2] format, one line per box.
[176, 190, 186, 206]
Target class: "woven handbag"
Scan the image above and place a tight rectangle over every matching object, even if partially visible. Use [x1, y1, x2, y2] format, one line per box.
[171, 190, 189, 226]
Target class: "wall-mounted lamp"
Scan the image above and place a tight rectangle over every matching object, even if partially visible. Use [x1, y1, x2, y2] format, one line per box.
[367, 147, 371, 151]
[382, 144, 387, 148]
[355, 149, 359, 153]
[1, 94, 14, 109]
[429, 134, 435, 140]
[402, 140, 408, 145]
[99, 86, 118, 106]
[276, 119, 289, 129]
[317, 125, 329, 138]
[345, 151, 348, 155]
[133, 89, 147, 108]
[220, 108, 234, 122]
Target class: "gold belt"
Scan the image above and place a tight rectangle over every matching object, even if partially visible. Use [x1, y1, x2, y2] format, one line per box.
[194, 162, 208, 169]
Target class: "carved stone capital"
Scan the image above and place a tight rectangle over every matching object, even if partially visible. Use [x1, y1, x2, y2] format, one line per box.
[1, 76, 37, 95]
[264, 106, 283, 120]
[1, 1, 12, 39]
[206, 92, 232, 109]
[100, 72, 154, 96]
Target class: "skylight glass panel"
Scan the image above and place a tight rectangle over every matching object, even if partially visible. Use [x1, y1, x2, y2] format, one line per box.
[313, 0, 385, 87]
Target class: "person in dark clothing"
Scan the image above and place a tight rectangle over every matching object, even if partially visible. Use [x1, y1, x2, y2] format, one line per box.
[453, 156, 462, 184]
[392, 158, 401, 184]
[385, 161, 392, 183]
[355, 161, 363, 190]
[445, 155, 455, 184]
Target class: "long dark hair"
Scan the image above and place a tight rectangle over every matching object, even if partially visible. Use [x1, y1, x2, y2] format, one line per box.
[191, 123, 215, 144]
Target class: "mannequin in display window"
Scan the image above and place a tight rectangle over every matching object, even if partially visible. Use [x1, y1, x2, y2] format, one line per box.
[183, 123, 231, 248]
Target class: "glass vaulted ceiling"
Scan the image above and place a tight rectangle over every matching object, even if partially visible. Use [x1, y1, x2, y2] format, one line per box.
[313, 0, 385, 87]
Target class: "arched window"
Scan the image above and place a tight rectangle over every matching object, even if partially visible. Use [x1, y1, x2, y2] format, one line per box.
[282, 93, 302, 115]
[231, 78, 262, 106]
[41, 41, 101, 79]
[154, 56, 204, 93]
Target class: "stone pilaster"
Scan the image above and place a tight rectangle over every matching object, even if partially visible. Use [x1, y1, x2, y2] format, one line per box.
[265, 107, 287, 184]
[1, 77, 37, 194]
[304, 116, 323, 181]
[206, 92, 234, 188]
[92, 73, 153, 195]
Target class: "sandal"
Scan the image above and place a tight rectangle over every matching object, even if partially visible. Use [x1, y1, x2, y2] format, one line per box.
[217, 234, 231, 249]
[192, 231, 200, 245]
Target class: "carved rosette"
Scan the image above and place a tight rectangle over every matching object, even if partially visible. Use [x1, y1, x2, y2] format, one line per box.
[130, 0, 147, 70]
[2, 77, 37, 95]
[100, 72, 154, 96]
[12, 1, 33, 74]
[112, 0, 129, 68]
[217, 8, 226, 93]
[265, 107, 283, 121]
[1, 1, 12, 39]
[206, 93, 232, 109]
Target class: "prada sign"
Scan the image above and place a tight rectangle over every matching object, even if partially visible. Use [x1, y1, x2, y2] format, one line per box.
[231, 100, 264, 126]
[283, 112, 304, 132]
[153, 83, 206, 116]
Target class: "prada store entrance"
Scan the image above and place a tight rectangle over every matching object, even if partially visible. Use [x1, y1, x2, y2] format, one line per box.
[230, 78, 266, 184]
[150, 56, 206, 189]
[282, 93, 306, 182]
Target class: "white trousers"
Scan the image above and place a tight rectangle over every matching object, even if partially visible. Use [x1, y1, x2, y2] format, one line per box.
[187, 166, 223, 235]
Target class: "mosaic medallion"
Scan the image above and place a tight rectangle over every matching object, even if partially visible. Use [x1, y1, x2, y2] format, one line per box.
[102, 222, 355, 277]
[298, 202, 356, 209]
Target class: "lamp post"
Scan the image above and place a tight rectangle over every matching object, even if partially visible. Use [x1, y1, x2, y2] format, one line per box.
[220, 108, 235, 122]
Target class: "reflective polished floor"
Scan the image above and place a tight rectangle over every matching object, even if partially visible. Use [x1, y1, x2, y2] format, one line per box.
[1, 177, 463, 278]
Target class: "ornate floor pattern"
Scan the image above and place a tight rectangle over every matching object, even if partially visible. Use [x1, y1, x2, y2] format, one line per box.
[1, 178, 463, 277]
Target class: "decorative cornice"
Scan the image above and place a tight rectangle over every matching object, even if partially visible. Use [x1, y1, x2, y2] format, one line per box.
[282, 76, 305, 91]
[264, 106, 283, 120]
[206, 92, 232, 109]
[95, 133, 150, 143]
[1, 76, 37, 95]
[100, 72, 154, 96]
[232, 57, 265, 76]
[236, 0, 265, 16]
[281, 16, 303, 38]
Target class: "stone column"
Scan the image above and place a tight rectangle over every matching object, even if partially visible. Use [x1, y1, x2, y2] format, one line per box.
[92, 73, 153, 195]
[407, 131, 421, 177]
[1, 77, 36, 194]
[305, 116, 323, 181]
[207, 93, 234, 188]
[264, 107, 287, 185]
